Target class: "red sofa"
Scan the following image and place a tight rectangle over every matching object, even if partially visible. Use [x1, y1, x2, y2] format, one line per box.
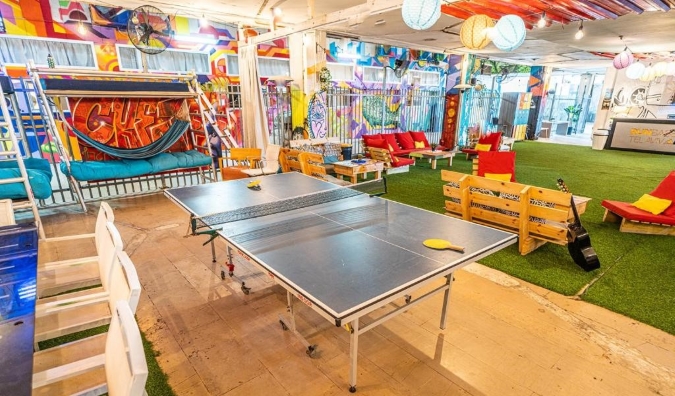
[461, 132, 502, 159]
[601, 171, 675, 234]
[362, 131, 439, 167]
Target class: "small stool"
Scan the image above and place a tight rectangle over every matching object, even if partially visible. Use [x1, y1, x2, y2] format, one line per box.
[539, 128, 550, 138]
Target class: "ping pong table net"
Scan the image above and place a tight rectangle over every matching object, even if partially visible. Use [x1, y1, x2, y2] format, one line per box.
[190, 178, 387, 234]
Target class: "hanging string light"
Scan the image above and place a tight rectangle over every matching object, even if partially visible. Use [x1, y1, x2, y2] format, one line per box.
[459, 14, 494, 50]
[575, 21, 584, 40]
[537, 12, 547, 28]
[402, 0, 441, 30]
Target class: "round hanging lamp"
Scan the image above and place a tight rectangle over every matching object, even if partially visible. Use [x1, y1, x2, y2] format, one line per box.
[640, 65, 654, 82]
[491, 15, 526, 52]
[666, 61, 675, 76]
[612, 48, 633, 70]
[625, 61, 645, 80]
[459, 14, 494, 50]
[402, 0, 442, 30]
[653, 61, 668, 77]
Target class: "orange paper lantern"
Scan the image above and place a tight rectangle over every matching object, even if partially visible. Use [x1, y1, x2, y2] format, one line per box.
[460, 15, 494, 50]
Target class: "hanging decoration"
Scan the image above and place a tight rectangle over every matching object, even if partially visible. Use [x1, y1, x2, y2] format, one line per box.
[640, 65, 655, 82]
[625, 61, 645, 80]
[402, 0, 441, 31]
[459, 14, 494, 50]
[653, 61, 668, 77]
[613, 48, 634, 70]
[491, 15, 526, 52]
[666, 61, 675, 76]
[319, 67, 332, 91]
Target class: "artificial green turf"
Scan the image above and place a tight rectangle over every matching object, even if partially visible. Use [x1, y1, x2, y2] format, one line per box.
[384, 141, 675, 335]
[37, 324, 176, 395]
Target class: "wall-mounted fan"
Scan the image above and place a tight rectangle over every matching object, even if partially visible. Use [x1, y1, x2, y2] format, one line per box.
[127, 5, 174, 55]
[393, 58, 410, 78]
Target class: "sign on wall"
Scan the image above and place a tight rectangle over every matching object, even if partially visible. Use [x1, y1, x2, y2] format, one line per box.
[608, 119, 675, 154]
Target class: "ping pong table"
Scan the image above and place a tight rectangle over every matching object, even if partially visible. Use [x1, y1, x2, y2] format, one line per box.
[165, 172, 516, 392]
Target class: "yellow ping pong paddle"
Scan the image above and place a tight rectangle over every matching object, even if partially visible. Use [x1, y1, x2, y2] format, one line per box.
[247, 180, 261, 190]
[423, 239, 465, 253]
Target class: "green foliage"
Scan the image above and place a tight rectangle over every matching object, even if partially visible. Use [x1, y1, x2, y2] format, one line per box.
[384, 142, 675, 335]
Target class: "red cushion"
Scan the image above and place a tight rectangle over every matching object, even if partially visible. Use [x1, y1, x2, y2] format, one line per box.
[395, 132, 416, 150]
[478, 132, 502, 151]
[650, 171, 675, 201]
[409, 131, 430, 148]
[477, 151, 516, 182]
[362, 134, 383, 147]
[381, 133, 401, 151]
[461, 148, 478, 155]
[602, 200, 675, 225]
[393, 148, 417, 156]
[366, 138, 388, 150]
[391, 155, 415, 167]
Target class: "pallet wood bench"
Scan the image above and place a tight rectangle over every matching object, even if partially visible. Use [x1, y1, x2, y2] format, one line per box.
[442, 170, 577, 255]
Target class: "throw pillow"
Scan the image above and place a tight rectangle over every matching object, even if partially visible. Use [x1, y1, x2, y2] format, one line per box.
[382, 133, 401, 151]
[409, 131, 430, 147]
[484, 173, 512, 182]
[631, 194, 672, 215]
[323, 142, 342, 158]
[324, 155, 340, 164]
[475, 143, 492, 151]
[367, 138, 388, 150]
[414, 141, 425, 149]
[395, 132, 416, 150]
[362, 133, 383, 147]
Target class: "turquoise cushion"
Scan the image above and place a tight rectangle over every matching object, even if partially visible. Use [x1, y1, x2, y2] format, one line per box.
[0, 168, 52, 199]
[61, 159, 154, 181]
[0, 158, 53, 180]
[324, 155, 340, 164]
[146, 153, 179, 173]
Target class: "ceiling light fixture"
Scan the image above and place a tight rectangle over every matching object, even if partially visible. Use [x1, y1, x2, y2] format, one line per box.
[200, 15, 208, 27]
[575, 21, 584, 40]
[273, 7, 283, 17]
[537, 12, 547, 28]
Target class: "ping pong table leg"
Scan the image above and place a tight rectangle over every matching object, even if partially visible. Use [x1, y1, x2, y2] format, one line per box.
[210, 239, 217, 263]
[348, 319, 359, 393]
[439, 274, 454, 330]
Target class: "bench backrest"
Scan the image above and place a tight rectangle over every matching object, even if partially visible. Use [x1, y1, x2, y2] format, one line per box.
[368, 147, 393, 168]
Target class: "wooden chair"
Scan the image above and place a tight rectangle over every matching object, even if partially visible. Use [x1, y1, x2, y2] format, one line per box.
[40, 202, 115, 269]
[34, 248, 141, 346]
[32, 300, 148, 396]
[279, 148, 303, 173]
[37, 220, 124, 298]
[219, 148, 262, 180]
[242, 144, 281, 176]
[297, 152, 351, 186]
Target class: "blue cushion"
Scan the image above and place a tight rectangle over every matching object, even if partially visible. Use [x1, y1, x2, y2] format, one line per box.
[182, 150, 213, 167]
[0, 158, 53, 180]
[324, 155, 340, 164]
[146, 153, 179, 173]
[61, 159, 154, 181]
[0, 168, 52, 199]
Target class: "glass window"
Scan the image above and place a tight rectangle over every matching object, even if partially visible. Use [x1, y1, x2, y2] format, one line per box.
[326, 62, 354, 81]
[258, 57, 290, 77]
[0, 36, 96, 68]
[117, 45, 210, 74]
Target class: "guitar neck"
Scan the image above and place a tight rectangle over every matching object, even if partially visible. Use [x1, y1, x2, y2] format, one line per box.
[557, 178, 582, 226]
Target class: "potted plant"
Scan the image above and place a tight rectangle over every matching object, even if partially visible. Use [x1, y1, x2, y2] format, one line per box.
[430, 143, 438, 152]
[564, 105, 582, 134]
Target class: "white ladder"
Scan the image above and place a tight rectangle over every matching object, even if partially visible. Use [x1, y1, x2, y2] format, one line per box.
[192, 82, 239, 149]
[0, 81, 45, 238]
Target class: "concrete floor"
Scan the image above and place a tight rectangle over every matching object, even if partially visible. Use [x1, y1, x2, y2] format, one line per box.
[39, 194, 675, 396]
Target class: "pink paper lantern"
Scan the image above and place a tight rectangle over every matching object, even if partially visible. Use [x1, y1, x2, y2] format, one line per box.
[613, 49, 634, 70]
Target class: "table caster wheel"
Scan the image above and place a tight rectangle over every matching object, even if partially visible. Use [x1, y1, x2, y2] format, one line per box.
[405, 295, 412, 304]
[241, 282, 251, 295]
[306, 344, 317, 357]
[279, 320, 288, 331]
[220, 270, 226, 280]
[349, 386, 356, 393]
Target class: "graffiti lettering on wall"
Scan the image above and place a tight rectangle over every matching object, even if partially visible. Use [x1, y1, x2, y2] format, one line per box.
[67, 97, 193, 160]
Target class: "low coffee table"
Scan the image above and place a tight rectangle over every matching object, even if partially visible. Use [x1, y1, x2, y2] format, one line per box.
[409, 150, 457, 169]
[333, 159, 383, 184]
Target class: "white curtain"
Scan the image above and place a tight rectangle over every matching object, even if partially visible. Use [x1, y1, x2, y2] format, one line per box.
[0, 37, 95, 67]
[239, 44, 269, 149]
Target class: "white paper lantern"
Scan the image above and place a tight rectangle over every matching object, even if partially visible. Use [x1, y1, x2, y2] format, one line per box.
[640, 65, 655, 82]
[654, 61, 668, 77]
[625, 61, 645, 80]
[666, 61, 675, 76]
[612, 49, 633, 70]
[491, 15, 526, 52]
[460, 14, 494, 50]
[402, 0, 441, 30]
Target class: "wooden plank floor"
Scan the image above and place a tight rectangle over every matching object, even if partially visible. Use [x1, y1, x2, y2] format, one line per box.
[39, 194, 675, 396]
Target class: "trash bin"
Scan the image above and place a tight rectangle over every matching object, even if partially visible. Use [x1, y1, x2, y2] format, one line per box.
[592, 129, 609, 150]
[341, 144, 353, 160]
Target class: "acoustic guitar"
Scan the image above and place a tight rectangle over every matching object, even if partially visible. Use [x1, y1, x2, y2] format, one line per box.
[557, 179, 600, 272]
